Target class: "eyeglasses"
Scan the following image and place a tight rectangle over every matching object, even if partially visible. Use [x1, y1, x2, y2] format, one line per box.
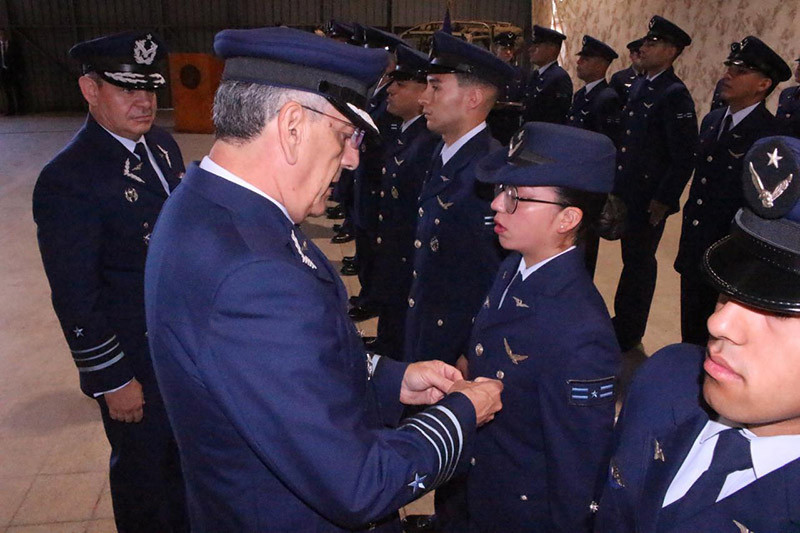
[300, 105, 365, 149]
[494, 184, 569, 214]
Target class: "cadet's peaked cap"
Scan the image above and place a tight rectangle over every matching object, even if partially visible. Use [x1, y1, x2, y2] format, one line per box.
[704, 136, 800, 314]
[626, 38, 644, 52]
[530, 25, 566, 44]
[389, 45, 429, 83]
[493, 31, 518, 48]
[644, 16, 691, 48]
[577, 35, 618, 62]
[725, 36, 791, 84]
[427, 31, 518, 89]
[69, 31, 167, 90]
[214, 27, 388, 136]
[360, 25, 406, 52]
[476, 122, 616, 193]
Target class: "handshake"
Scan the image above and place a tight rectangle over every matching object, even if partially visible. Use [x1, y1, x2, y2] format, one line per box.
[400, 360, 504, 426]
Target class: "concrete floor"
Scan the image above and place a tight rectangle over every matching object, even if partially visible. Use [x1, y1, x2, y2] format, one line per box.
[0, 112, 684, 532]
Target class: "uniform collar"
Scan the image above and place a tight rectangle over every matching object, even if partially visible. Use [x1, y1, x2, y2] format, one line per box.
[723, 101, 761, 129]
[536, 60, 557, 74]
[517, 246, 576, 280]
[401, 114, 423, 133]
[199, 156, 294, 224]
[440, 121, 487, 165]
[96, 122, 143, 155]
[584, 78, 604, 94]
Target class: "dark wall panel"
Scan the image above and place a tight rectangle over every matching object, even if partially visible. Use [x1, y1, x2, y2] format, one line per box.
[4, 0, 530, 112]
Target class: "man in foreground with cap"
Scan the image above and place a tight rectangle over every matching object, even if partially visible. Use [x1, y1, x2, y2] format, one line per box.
[777, 54, 800, 137]
[144, 27, 504, 532]
[522, 24, 573, 125]
[369, 45, 440, 359]
[404, 30, 515, 367]
[675, 36, 788, 345]
[611, 15, 698, 354]
[568, 35, 621, 277]
[609, 38, 644, 103]
[32, 31, 187, 532]
[596, 136, 800, 532]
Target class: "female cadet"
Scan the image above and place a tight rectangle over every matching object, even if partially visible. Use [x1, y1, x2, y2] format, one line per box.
[452, 122, 621, 532]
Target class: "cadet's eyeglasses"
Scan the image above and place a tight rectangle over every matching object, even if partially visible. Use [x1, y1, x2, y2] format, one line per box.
[494, 184, 570, 214]
[300, 105, 365, 149]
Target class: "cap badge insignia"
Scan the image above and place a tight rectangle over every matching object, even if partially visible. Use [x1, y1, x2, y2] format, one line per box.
[133, 34, 158, 65]
[123, 158, 144, 184]
[408, 473, 427, 495]
[508, 129, 525, 159]
[156, 145, 172, 168]
[649, 18, 655, 29]
[512, 296, 529, 308]
[436, 195, 454, 210]
[732, 520, 752, 532]
[290, 230, 317, 270]
[504, 337, 529, 364]
[767, 147, 783, 168]
[654, 439, 665, 462]
[749, 161, 792, 208]
[124, 187, 139, 203]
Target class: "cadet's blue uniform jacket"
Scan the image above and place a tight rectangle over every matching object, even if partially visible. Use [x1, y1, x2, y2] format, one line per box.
[614, 67, 698, 222]
[609, 66, 639, 104]
[595, 344, 800, 532]
[371, 117, 440, 306]
[145, 164, 476, 532]
[568, 80, 622, 147]
[675, 102, 778, 278]
[404, 128, 504, 365]
[777, 85, 800, 138]
[33, 114, 184, 398]
[522, 63, 573, 125]
[464, 250, 619, 532]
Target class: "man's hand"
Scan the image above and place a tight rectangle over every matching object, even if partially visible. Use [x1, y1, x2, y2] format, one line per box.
[448, 378, 504, 426]
[647, 199, 669, 226]
[104, 378, 144, 423]
[400, 360, 463, 405]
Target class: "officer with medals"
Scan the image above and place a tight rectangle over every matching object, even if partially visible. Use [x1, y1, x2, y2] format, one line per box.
[32, 32, 187, 532]
[609, 38, 644, 103]
[369, 45, 441, 359]
[611, 16, 698, 354]
[347, 24, 405, 322]
[522, 25, 573, 125]
[675, 36, 789, 345]
[438, 123, 621, 532]
[403, 31, 516, 367]
[144, 27, 504, 531]
[596, 136, 800, 532]
[487, 31, 525, 145]
[776, 53, 800, 137]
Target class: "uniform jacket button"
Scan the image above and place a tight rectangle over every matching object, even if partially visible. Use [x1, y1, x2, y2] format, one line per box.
[475, 343, 484, 356]
[378, 214, 383, 222]
[692, 219, 699, 226]
[496, 370, 505, 379]
[376, 237, 382, 244]
[617, 165, 623, 171]
[408, 298, 415, 308]
[380, 191, 385, 198]
[470, 457, 476, 466]
[436, 319, 443, 327]
[414, 239, 422, 248]
[707, 155, 713, 162]
[700, 177, 707, 184]
[621, 147, 626, 153]
[434, 218, 440, 225]
[419, 207, 424, 217]
[696, 199, 703, 205]
[520, 495, 528, 501]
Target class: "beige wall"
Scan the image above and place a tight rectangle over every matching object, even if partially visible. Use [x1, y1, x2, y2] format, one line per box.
[532, 0, 799, 114]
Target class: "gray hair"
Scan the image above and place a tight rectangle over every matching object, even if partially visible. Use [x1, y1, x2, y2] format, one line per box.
[212, 81, 326, 143]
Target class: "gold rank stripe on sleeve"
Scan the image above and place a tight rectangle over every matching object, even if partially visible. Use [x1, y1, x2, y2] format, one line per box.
[70, 334, 126, 373]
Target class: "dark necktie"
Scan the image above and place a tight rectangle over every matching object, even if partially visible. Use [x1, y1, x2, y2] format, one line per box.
[717, 114, 733, 141]
[660, 428, 752, 526]
[134, 142, 167, 193]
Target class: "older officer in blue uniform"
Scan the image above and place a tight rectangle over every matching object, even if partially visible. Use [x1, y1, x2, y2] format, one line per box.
[609, 39, 644, 103]
[612, 16, 698, 353]
[675, 36, 789, 345]
[347, 25, 405, 321]
[596, 136, 800, 532]
[442, 123, 621, 532]
[777, 54, 800, 137]
[522, 25, 573, 125]
[145, 27, 504, 532]
[369, 45, 440, 359]
[404, 31, 516, 366]
[32, 32, 187, 532]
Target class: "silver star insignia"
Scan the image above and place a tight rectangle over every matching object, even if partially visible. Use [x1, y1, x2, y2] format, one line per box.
[408, 473, 427, 494]
[73, 327, 84, 337]
[767, 147, 783, 168]
[591, 390, 598, 398]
